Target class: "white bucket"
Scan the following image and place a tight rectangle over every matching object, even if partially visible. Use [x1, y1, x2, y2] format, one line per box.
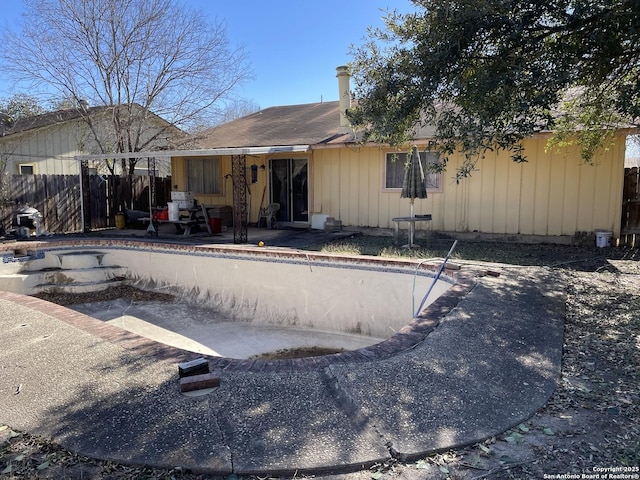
[595, 230, 613, 248]
[167, 202, 180, 221]
[311, 214, 329, 230]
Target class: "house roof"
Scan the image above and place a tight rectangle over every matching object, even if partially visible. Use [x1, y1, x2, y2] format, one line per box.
[193, 99, 443, 151]
[194, 101, 348, 149]
[0, 107, 89, 137]
[0, 104, 182, 138]
[195, 84, 638, 153]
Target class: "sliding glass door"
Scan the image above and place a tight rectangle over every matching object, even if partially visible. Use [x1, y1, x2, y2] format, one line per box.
[269, 158, 308, 224]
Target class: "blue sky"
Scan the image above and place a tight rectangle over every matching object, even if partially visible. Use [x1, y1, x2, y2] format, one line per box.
[0, 0, 413, 109]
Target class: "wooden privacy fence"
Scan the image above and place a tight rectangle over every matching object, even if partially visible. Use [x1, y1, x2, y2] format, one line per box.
[620, 167, 640, 247]
[1, 174, 82, 233]
[0, 174, 171, 234]
[87, 174, 172, 229]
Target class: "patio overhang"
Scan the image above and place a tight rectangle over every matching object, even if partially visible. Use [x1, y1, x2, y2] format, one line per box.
[73, 145, 311, 236]
[75, 145, 311, 162]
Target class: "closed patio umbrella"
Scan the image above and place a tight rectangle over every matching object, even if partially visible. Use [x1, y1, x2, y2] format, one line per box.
[401, 145, 427, 247]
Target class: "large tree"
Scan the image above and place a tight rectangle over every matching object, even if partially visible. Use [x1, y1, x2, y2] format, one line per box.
[349, 0, 640, 179]
[2, 0, 250, 174]
[0, 94, 48, 121]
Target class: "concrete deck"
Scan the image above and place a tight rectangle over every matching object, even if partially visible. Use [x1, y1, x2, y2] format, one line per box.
[0, 231, 565, 477]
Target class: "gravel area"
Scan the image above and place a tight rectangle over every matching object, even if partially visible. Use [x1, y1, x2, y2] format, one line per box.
[1, 243, 639, 479]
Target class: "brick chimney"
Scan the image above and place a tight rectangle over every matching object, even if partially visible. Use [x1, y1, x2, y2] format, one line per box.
[336, 65, 351, 133]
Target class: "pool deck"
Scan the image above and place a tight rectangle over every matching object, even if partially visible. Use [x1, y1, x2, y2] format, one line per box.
[0, 230, 566, 477]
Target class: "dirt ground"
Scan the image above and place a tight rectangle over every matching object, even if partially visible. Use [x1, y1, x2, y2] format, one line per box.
[1, 243, 639, 479]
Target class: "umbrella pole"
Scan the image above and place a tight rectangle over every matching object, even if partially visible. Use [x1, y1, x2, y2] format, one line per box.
[409, 201, 415, 247]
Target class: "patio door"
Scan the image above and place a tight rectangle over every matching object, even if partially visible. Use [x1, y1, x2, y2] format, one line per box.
[269, 158, 308, 224]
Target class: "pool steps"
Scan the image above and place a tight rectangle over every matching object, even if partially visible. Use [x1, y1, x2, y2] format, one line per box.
[0, 249, 127, 294]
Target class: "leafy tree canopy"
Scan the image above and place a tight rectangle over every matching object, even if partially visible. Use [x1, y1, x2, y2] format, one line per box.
[349, 0, 640, 179]
[0, 94, 48, 122]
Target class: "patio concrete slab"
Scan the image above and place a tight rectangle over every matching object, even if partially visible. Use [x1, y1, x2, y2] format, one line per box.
[326, 268, 564, 459]
[213, 369, 390, 475]
[0, 300, 232, 473]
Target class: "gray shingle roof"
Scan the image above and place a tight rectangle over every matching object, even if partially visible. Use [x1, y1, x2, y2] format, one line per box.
[192, 99, 446, 150]
[0, 108, 86, 136]
[194, 101, 346, 148]
[0, 104, 183, 138]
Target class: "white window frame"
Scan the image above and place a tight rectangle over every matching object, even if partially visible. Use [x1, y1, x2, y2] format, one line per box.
[383, 150, 442, 193]
[18, 164, 35, 175]
[186, 157, 222, 195]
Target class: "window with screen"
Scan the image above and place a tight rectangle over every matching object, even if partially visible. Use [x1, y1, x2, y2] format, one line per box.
[186, 158, 221, 194]
[384, 150, 442, 191]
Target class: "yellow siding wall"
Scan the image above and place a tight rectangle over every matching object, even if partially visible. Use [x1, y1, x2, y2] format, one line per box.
[313, 134, 626, 238]
[170, 134, 624, 238]
[172, 154, 305, 224]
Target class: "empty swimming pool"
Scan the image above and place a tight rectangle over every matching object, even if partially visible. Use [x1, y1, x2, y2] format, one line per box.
[0, 240, 460, 359]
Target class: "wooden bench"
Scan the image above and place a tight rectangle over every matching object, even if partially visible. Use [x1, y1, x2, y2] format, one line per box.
[391, 214, 432, 246]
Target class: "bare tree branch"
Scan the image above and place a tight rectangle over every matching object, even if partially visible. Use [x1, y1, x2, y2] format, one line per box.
[2, 0, 252, 174]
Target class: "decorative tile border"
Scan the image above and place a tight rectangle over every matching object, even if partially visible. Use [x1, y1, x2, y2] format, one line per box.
[0, 237, 457, 278]
[60, 248, 448, 284]
[0, 237, 475, 373]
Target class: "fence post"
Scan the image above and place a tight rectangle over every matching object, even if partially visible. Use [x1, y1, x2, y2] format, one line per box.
[80, 160, 91, 232]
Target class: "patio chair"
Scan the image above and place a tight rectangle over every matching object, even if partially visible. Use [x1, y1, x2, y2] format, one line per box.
[258, 203, 280, 229]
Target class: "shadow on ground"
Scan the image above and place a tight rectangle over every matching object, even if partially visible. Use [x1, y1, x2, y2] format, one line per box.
[0, 259, 566, 477]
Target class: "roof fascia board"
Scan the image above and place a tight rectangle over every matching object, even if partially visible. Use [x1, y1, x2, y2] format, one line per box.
[309, 128, 637, 150]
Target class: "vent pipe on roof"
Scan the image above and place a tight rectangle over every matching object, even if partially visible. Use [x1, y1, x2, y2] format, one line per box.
[336, 65, 351, 132]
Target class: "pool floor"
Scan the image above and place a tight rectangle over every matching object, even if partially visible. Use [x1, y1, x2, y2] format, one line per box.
[71, 298, 385, 359]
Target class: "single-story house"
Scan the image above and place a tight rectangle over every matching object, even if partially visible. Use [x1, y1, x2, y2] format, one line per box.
[0, 104, 180, 176]
[164, 67, 634, 244]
